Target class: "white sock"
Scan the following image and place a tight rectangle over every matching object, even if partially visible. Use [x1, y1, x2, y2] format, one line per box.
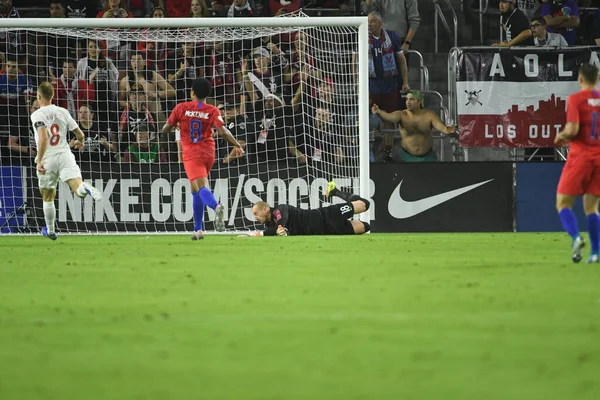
[76, 183, 88, 198]
[43, 201, 56, 234]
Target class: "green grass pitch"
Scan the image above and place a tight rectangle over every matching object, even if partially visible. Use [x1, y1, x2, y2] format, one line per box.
[1, 233, 599, 400]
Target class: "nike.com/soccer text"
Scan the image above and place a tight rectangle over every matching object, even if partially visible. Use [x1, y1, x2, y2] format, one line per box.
[55, 178, 376, 223]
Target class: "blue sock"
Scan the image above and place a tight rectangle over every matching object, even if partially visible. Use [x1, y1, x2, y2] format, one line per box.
[559, 208, 580, 241]
[192, 191, 205, 232]
[587, 214, 600, 255]
[199, 187, 218, 211]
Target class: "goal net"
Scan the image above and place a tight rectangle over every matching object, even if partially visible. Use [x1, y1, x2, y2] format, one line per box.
[0, 15, 369, 234]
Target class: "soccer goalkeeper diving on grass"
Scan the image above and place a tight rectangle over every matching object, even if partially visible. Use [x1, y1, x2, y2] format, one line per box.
[248, 181, 371, 236]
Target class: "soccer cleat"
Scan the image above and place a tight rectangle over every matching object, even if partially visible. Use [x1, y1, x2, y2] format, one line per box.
[586, 254, 599, 264]
[324, 181, 337, 198]
[82, 182, 102, 201]
[572, 236, 586, 263]
[42, 227, 58, 241]
[191, 230, 204, 240]
[215, 203, 226, 232]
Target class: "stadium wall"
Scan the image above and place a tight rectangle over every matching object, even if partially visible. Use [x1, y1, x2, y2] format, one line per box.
[515, 163, 587, 232]
[1, 162, 516, 233]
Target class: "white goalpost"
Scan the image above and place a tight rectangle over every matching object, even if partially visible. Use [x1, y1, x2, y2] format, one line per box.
[0, 15, 369, 234]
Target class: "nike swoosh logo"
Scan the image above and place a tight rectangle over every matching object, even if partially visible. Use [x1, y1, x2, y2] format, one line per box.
[388, 179, 494, 219]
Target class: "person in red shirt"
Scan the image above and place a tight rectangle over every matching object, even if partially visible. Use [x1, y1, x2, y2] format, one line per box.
[52, 59, 95, 119]
[163, 78, 244, 239]
[555, 63, 600, 263]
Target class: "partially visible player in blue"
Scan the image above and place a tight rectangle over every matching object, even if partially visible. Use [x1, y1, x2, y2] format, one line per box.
[554, 63, 600, 263]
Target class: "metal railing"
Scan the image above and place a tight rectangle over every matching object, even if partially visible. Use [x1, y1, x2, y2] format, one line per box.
[479, 0, 489, 45]
[406, 49, 429, 92]
[434, 0, 458, 53]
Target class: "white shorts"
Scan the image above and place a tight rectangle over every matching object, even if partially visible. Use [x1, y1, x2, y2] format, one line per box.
[37, 152, 82, 190]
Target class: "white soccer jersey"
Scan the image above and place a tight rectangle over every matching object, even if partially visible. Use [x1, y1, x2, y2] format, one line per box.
[31, 104, 78, 160]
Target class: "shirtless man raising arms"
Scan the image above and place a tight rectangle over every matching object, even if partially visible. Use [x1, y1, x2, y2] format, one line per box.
[372, 90, 456, 162]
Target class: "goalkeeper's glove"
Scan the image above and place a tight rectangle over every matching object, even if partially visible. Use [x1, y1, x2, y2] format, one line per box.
[276, 225, 288, 236]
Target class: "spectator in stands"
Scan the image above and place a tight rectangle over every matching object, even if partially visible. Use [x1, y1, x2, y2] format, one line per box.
[40, 2, 79, 82]
[119, 51, 175, 126]
[493, 0, 535, 47]
[540, 0, 580, 46]
[76, 38, 120, 132]
[157, 0, 190, 18]
[218, 103, 249, 164]
[517, 0, 541, 19]
[65, 0, 101, 17]
[167, 42, 205, 102]
[123, 0, 153, 17]
[0, 51, 5, 72]
[242, 46, 287, 115]
[372, 90, 456, 162]
[363, 11, 409, 162]
[302, 105, 345, 165]
[207, 41, 241, 106]
[151, 5, 166, 17]
[98, 0, 133, 18]
[122, 124, 168, 163]
[97, 0, 134, 71]
[52, 59, 96, 118]
[137, 8, 170, 75]
[362, 0, 420, 52]
[264, 0, 301, 16]
[0, 0, 26, 56]
[285, 31, 318, 100]
[189, 0, 210, 17]
[7, 97, 38, 163]
[226, 0, 255, 17]
[1, 56, 33, 164]
[50, 1, 66, 17]
[74, 102, 120, 165]
[119, 83, 158, 145]
[531, 17, 568, 46]
[247, 93, 300, 163]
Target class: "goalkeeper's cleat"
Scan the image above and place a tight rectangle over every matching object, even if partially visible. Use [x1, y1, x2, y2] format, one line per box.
[215, 203, 226, 232]
[42, 227, 58, 241]
[82, 182, 102, 201]
[324, 181, 337, 198]
[586, 254, 599, 264]
[191, 230, 204, 240]
[572, 236, 586, 263]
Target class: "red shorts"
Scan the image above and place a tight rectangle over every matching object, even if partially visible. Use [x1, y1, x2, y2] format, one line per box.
[557, 155, 600, 196]
[183, 156, 214, 182]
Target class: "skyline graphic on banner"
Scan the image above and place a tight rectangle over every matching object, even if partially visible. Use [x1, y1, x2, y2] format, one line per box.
[458, 93, 568, 148]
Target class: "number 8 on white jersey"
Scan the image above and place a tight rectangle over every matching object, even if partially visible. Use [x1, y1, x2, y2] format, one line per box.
[31, 104, 78, 160]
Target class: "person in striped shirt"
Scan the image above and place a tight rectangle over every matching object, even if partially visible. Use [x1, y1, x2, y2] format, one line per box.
[366, 11, 409, 162]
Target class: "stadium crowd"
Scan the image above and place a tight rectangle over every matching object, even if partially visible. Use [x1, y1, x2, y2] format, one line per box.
[0, 0, 599, 166]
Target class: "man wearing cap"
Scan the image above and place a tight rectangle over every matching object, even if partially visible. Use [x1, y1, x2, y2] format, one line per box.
[372, 90, 456, 162]
[241, 46, 285, 114]
[119, 83, 158, 154]
[365, 11, 409, 162]
[492, 0, 534, 47]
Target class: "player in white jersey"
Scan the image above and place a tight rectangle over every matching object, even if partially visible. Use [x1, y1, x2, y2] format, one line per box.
[31, 82, 102, 240]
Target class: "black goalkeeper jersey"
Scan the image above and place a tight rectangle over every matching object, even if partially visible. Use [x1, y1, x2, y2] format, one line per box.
[263, 204, 325, 236]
